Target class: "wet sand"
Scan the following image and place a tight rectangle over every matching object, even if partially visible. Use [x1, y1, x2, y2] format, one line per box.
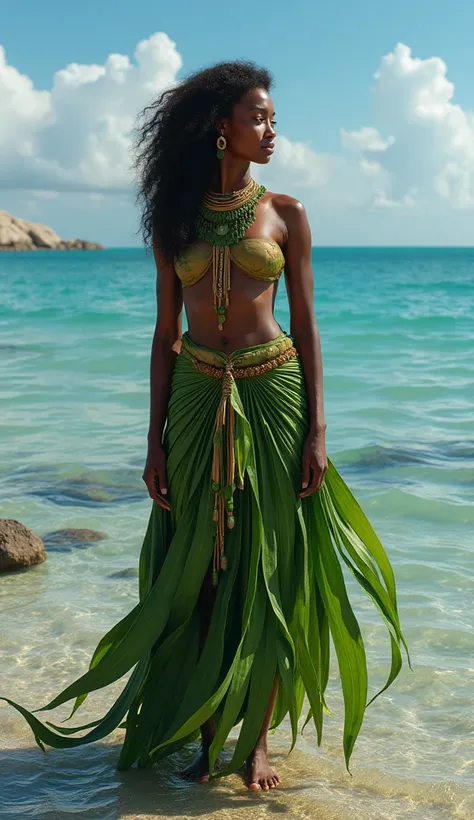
[1, 714, 473, 820]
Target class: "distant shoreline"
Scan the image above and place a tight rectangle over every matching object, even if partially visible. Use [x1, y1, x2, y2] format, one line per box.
[2, 244, 468, 251]
[0, 244, 105, 252]
[0, 209, 104, 251]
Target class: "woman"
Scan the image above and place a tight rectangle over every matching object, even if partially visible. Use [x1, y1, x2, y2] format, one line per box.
[1, 60, 409, 792]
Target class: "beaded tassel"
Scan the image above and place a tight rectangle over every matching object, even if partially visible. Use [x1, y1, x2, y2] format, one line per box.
[212, 246, 231, 330]
[211, 364, 236, 585]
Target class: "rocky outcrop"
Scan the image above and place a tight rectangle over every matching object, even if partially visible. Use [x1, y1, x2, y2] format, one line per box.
[0, 210, 104, 251]
[0, 519, 46, 572]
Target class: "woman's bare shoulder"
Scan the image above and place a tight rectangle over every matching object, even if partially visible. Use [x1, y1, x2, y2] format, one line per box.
[265, 191, 306, 217]
[264, 191, 309, 238]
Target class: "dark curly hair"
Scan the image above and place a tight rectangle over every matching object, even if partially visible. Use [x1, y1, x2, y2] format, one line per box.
[132, 60, 273, 263]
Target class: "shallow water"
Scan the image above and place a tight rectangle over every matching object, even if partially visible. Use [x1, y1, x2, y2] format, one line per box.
[0, 247, 473, 819]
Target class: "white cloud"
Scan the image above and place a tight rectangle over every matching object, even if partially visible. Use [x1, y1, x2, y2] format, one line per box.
[346, 42, 474, 207]
[266, 135, 340, 188]
[341, 126, 393, 153]
[0, 46, 51, 156]
[0, 33, 182, 192]
[370, 188, 417, 208]
[359, 158, 383, 177]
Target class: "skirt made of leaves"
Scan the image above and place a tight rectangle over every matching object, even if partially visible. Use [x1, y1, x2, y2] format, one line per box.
[1, 330, 409, 778]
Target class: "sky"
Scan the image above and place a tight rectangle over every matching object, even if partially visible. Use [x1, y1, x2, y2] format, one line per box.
[2, 0, 474, 246]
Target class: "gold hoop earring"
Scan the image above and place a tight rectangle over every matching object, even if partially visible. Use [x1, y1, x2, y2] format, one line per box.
[216, 134, 227, 160]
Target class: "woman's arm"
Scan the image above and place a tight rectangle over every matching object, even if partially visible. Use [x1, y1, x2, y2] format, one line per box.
[142, 241, 183, 510]
[280, 196, 326, 433]
[147, 242, 183, 444]
[277, 195, 327, 496]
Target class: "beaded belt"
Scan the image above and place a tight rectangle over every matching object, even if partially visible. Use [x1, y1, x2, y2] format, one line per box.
[179, 333, 298, 585]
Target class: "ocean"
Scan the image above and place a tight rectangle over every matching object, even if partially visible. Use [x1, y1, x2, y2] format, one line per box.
[0, 247, 473, 819]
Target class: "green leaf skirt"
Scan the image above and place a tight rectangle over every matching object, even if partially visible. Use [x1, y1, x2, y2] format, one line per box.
[1, 330, 410, 777]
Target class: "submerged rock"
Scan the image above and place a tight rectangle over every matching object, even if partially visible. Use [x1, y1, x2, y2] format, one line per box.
[0, 519, 46, 572]
[107, 567, 138, 580]
[0, 210, 104, 251]
[42, 528, 107, 553]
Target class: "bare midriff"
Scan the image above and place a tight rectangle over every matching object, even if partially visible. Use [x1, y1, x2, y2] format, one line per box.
[180, 261, 283, 352]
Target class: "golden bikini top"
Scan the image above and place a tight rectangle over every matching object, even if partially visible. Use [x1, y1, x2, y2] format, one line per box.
[174, 237, 285, 288]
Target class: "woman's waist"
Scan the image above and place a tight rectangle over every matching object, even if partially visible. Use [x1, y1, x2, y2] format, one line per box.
[179, 327, 298, 372]
[183, 315, 284, 355]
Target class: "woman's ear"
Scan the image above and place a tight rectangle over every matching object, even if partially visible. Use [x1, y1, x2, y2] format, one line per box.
[215, 117, 227, 135]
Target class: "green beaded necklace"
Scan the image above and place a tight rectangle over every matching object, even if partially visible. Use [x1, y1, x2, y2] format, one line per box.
[195, 179, 266, 329]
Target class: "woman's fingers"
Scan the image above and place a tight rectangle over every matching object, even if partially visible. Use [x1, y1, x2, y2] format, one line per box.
[153, 487, 171, 512]
[299, 462, 327, 498]
[142, 455, 170, 511]
[301, 456, 311, 490]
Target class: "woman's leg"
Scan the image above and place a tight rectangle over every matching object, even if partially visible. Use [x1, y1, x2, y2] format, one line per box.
[179, 570, 219, 781]
[245, 673, 281, 790]
[180, 568, 282, 789]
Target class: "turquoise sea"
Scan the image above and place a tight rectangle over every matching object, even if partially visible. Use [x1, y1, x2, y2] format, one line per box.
[0, 247, 473, 820]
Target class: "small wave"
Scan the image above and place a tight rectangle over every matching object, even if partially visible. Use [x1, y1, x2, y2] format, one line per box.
[368, 487, 474, 524]
[335, 444, 433, 470]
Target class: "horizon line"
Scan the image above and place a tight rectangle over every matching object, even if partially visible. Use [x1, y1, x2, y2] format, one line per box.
[100, 244, 474, 250]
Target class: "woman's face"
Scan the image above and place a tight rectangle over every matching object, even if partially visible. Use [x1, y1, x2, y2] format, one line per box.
[220, 87, 277, 165]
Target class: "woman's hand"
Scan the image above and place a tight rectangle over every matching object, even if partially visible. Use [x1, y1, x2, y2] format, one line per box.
[299, 429, 328, 498]
[142, 439, 170, 512]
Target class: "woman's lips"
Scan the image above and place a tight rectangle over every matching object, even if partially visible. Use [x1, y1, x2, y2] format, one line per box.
[262, 143, 275, 153]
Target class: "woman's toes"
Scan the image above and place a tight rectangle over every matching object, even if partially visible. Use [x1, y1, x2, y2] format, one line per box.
[249, 781, 261, 790]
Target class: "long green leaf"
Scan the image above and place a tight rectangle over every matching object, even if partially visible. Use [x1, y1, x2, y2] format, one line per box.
[276, 631, 299, 754]
[296, 625, 323, 744]
[321, 481, 411, 672]
[325, 460, 399, 612]
[0, 655, 149, 752]
[120, 615, 200, 770]
[312, 494, 368, 772]
[208, 574, 267, 773]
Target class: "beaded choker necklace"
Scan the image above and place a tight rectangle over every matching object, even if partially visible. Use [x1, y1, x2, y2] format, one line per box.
[195, 178, 266, 329]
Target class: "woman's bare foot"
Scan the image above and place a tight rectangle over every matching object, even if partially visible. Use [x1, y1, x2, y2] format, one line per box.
[179, 746, 222, 783]
[245, 745, 280, 790]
